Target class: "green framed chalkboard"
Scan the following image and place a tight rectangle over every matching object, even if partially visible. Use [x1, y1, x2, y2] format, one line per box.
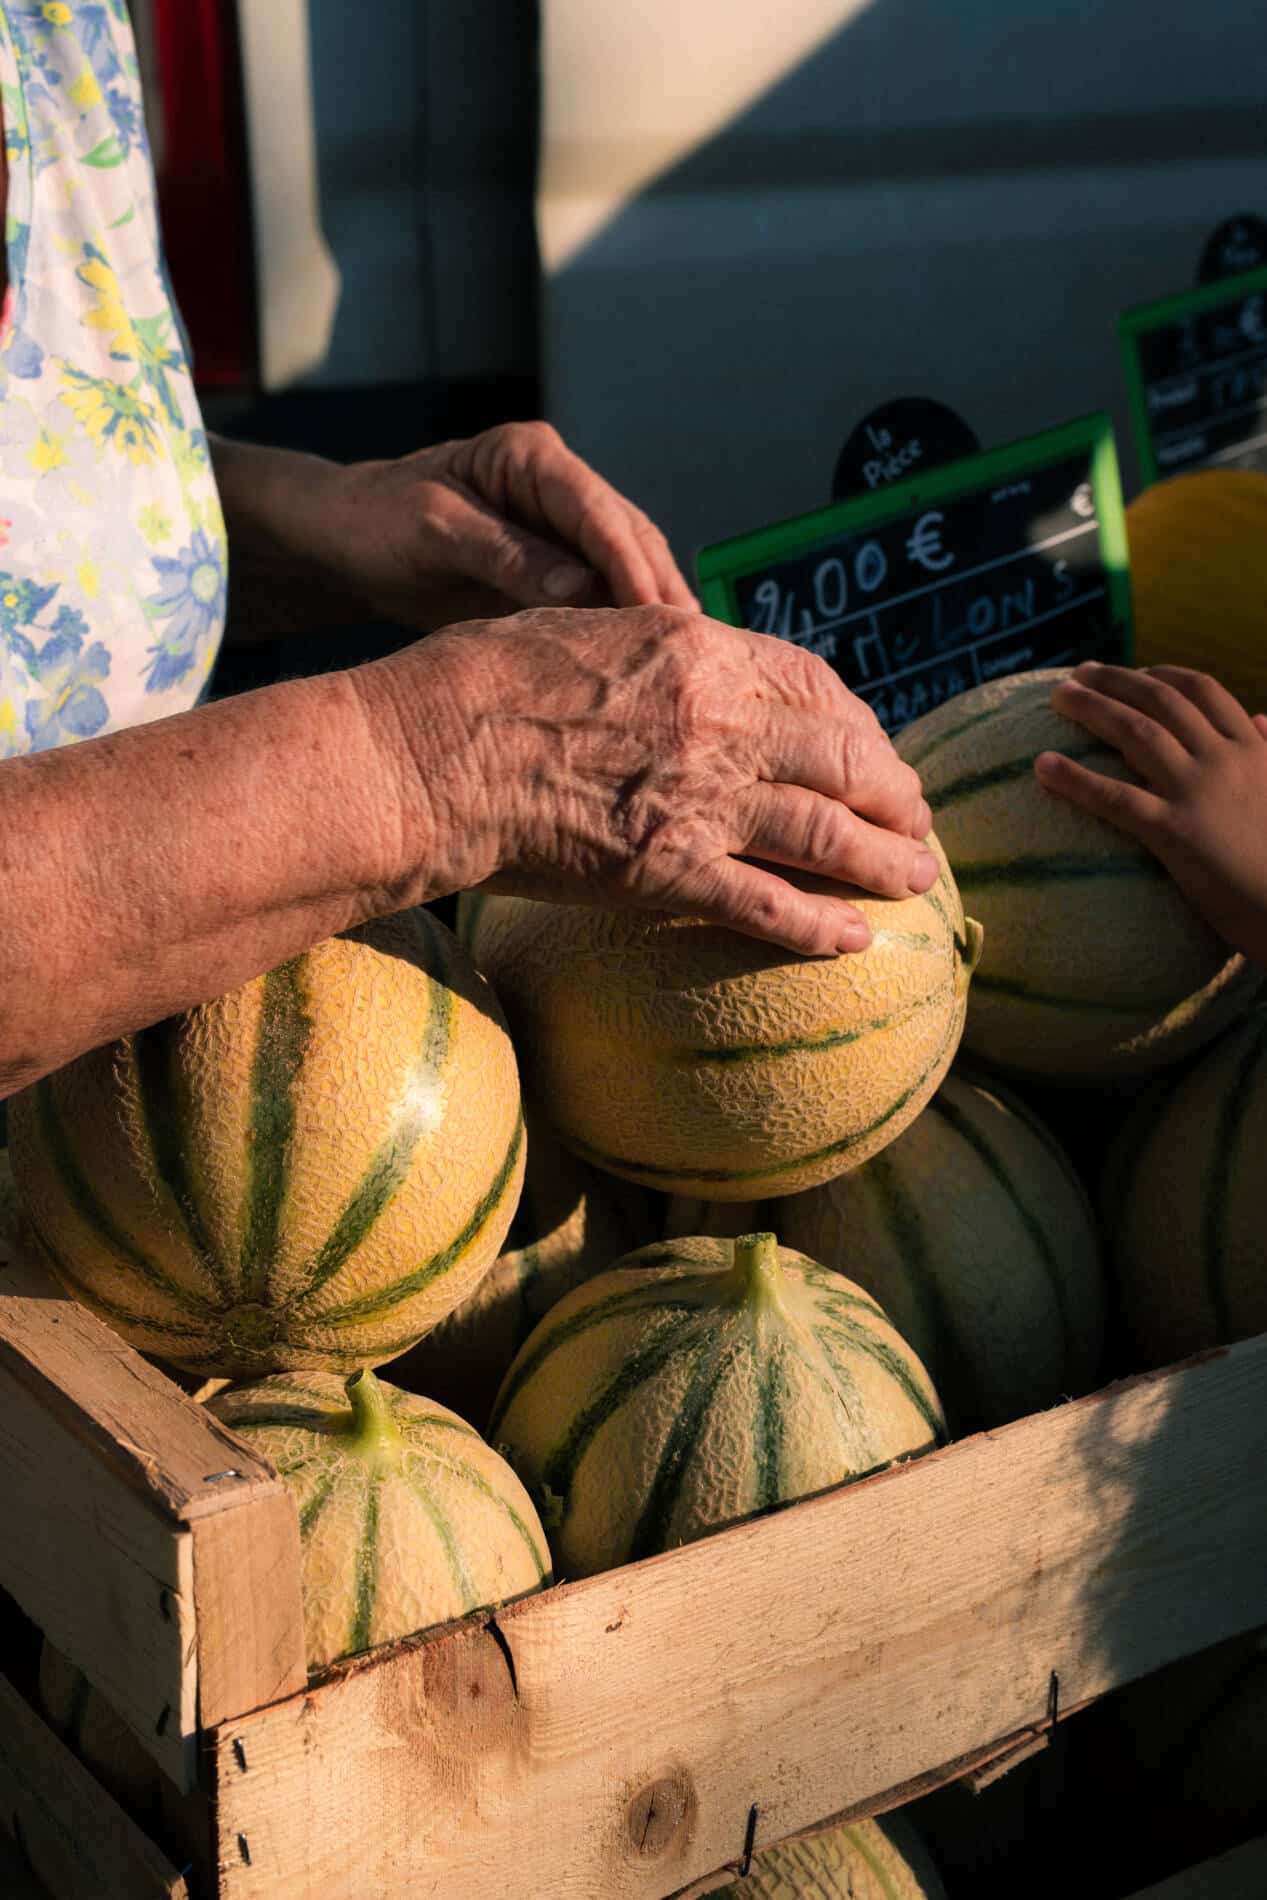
[696, 414, 1131, 737]
[1121, 265, 1267, 486]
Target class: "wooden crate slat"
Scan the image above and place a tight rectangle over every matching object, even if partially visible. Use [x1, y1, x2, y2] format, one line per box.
[211, 1337, 1267, 1900]
[0, 1243, 305, 1786]
[0, 1675, 189, 1900]
[1125, 1836, 1267, 1899]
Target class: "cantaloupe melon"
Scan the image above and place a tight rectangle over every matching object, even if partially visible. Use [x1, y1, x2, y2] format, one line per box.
[490, 1232, 943, 1579]
[771, 1073, 1105, 1433]
[389, 1121, 656, 1429]
[898, 670, 1257, 1079]
[1127, 469, 1267, 714]
[1103, 1007, 1267, 1368]
[8, 911, 525, 1377]
[463, 843, 981, 1200]
[704, 1810, 947, 1898]
[208, 1368, 550, 1670]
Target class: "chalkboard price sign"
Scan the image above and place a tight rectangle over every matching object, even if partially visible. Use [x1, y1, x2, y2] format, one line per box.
[1121, 264, 1267, 485]
[695, 414, 1131, 736]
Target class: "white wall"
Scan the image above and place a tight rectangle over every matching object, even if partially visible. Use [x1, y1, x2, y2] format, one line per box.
[539, 0, 1267, 568]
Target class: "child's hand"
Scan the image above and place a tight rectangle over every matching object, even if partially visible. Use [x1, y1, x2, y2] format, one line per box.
[1034, 660, 1267, 966]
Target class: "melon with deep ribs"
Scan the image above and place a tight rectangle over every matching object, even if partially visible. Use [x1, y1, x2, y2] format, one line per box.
[897, 669, 1256, 1078]
[208, 1368, 550, 1670]
[462, 842, 981, 1200]
[8, 910, 524, 1377]
[491, 1231, 944, 1579]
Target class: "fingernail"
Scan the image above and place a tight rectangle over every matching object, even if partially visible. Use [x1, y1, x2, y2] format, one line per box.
[908, 850, 938, 893]
[1073, 660, 1102, 675]
[835, 922, 871, 954]
[544, 563, 592, 600]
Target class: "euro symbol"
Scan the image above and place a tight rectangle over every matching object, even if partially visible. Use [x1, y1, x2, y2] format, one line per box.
[905, 510, 953, 573]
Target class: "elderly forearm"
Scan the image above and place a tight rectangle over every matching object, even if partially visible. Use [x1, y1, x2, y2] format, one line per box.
[0, 666, 430, 1095]
[209, 434, 368, 642]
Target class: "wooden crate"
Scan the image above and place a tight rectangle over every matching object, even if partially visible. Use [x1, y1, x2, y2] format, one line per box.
[2, 1228, 1266, 1900]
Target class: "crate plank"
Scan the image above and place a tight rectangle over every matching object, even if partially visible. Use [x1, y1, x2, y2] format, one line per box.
[0, 1676, 189, 1900]
[1126, 1837, 1267, 1899]
[212, 1337, 1267, 1900]
[0, 1243, 305, 1787]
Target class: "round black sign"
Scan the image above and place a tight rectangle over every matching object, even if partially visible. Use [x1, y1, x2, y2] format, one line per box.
[831, 397, 981, 504]
[1197, 214, 1267, 285]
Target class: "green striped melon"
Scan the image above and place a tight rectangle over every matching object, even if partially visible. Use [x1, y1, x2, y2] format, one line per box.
[490, 1231, 944, 1579]
[208, 1368, 550, 1671]
[463, 841, 982, 1200]
[390, 1119, 657, 1429]
[705, 1812, 947, 1899]
[897, 669, 1258, 1079]
[1103, 1007, 1267, 1369]
[39, 1640, 161, 1832]
[7, 910, 525, 1378]
[771, 1073, 1105, 1433]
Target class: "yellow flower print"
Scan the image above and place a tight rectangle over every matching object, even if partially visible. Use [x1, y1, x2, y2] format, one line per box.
[70, 70, 102, 112]
[42, 2, 72, 23]
[78, 252, 138, 361]
[28, 428, 68, 474]
[58, 363, 160, 466]
[0, 700, 15, 742]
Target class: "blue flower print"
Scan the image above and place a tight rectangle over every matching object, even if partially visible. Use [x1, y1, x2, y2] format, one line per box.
[143, 530, 226, 691]
[0, 574, 58, 645]
[23, 608, 111, 750]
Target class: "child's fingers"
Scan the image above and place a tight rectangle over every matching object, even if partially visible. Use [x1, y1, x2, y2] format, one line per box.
[1141, 665, 1254, 740]
[1049, 673, 1188, 788]
[1033, 748, 1167, 842]
[1061, 661, 1215, 755]
[1255, 713, 1267, 742]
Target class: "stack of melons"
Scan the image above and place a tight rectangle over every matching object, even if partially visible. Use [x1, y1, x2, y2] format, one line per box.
[6, 909, 554, 1676]
[8, 643, 1264, 1853]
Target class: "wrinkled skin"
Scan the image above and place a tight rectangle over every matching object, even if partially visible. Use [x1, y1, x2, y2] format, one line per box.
[360, 603, 937, 958]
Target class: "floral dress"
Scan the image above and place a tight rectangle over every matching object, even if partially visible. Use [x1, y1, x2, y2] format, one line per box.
[0, 0, 226, 757]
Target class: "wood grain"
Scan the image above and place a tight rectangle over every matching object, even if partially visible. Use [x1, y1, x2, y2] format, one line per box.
[212, 1337, 1267, 1900]
[0, 1675, 188, 1900]
[0, 1241, 305, 1788]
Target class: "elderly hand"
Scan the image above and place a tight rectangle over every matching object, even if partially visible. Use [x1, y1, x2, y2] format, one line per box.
[309, 421, 699, 629]
[363, 604, 936, 957]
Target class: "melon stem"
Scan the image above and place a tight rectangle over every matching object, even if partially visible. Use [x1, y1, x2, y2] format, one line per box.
[726, 1231, 785, 1310]
[344, 1369, 399, 1456]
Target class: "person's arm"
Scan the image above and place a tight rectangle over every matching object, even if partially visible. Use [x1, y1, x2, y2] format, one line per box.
[0, 604, 935, 1097]
[208, 421, 699, 647]
[1035, 660, 1267, 965]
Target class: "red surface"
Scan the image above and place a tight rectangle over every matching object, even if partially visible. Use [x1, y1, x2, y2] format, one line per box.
[151, 0, 257, 390]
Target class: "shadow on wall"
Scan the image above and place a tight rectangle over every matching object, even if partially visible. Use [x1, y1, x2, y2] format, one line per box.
[540, 0, 1267, 566]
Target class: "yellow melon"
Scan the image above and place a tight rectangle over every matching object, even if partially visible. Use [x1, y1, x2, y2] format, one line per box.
[772, 1073, 1105, 1432]
[898, 669, 1257, 1079]
[8, 911, 525, 1378]
[463, 842, 981, 1200]
[389, 1120, 657, 1428]
[707, 1811, 947, 1898]
[208, 1369, 550, 1671]
[1127, 469, 1267, 713]
[491, 1231, 944, 1579]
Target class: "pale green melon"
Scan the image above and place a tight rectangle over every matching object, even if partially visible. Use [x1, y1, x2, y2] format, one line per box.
[491, 1232, 944, 1580]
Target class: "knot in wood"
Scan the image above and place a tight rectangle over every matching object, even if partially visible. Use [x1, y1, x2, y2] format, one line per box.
[627, 1771, 693, 1859]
